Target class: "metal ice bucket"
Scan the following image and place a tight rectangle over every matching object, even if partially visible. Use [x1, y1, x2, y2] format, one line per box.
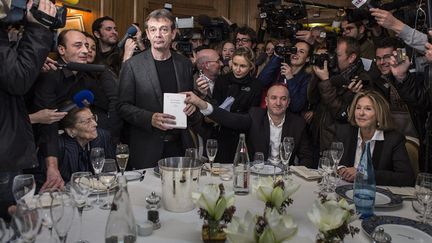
[158, 157, 202, 212]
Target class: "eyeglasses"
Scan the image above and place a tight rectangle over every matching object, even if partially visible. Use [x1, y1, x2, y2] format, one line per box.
[77, 114, 98, 126]
[235, 38, 251, 43]
[206, 58, 222, 64]
[374, 54, 392, 63]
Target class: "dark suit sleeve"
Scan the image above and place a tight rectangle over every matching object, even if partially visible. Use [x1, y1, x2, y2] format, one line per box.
[375, 134, 415, 187]
[0, 22, 53, 95]
[33, 72, 61, 157]
[100, 69, 123, 138]
[117, 60, 155, 131]
[297, 128, 315, 168]
[208, 107, 252, 131]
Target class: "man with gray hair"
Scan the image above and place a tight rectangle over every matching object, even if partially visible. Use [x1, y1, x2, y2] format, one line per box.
[195, 48, 223, 98]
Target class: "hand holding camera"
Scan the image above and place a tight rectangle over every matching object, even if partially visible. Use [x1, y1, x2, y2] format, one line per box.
[280, 62, 293, 80]
[389, 50, 410, 82]
[312, 60, 330, 81]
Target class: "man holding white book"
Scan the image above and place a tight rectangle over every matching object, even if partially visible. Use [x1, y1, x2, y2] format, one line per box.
[117, 9, 197, 169]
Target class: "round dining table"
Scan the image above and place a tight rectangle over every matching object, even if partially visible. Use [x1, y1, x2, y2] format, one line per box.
[35, 166, 419, 243]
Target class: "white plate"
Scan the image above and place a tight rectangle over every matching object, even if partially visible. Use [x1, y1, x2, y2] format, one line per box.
[250, 164, 282, 175]
[381, 224, 432, 242]
[345, 189, 392, 205]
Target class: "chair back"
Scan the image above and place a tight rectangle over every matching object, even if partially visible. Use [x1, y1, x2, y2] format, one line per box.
[405, 136, 420, 177]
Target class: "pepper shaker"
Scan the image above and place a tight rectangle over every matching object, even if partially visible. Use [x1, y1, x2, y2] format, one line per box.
[371, 227, 392, 243]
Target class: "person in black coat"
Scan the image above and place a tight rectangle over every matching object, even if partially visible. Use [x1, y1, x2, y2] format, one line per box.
[185, 83, 314, 168]
[337, 90, 415, 186]
[56, 107, 115, 182]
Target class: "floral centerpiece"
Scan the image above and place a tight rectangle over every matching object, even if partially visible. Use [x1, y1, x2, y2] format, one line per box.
[192, 183, 236, 242]
[253, 176, 300, 213]
[224, 208, 298, 243]
[307, 194, 359, 243]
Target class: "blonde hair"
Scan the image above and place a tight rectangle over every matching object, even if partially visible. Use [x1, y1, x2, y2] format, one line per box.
[348, 90, 394, 130]
[232, 46, 256, 73]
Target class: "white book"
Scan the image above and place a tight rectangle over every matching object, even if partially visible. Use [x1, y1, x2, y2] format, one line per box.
[163, 93, 187, 129]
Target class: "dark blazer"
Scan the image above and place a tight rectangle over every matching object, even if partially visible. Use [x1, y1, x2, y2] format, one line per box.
[336, 124, 415, 186]
[208, 107, 315, 168]
[117, 50, 195, 169]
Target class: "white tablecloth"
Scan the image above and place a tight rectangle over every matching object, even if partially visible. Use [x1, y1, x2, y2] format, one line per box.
[36, 168, 418, 243]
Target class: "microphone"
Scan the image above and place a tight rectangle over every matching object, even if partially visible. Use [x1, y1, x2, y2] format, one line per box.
[117, 25, 138, 48]
[58, 90, 94, 112]
[57, 62, 107, 73]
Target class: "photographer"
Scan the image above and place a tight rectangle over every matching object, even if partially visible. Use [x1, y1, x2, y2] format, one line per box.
[258, 40, 313, 115]
[0, 0, 57, 219]
[341, 12, 376, 60]
[313, 36, 372, 150]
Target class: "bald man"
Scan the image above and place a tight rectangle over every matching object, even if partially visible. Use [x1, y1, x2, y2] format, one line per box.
[194, 49, 223, 97]
[185, 84, 314, 168]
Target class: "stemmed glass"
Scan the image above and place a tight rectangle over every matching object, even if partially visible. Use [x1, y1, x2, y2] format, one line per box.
[70, 171, 92, 243]
[51, 192, 75, 243]
[253, 152, 265, 172]
[206, 139, 218, 178]
[0, 218, 11, 242]
[185, 148, 199, 161]
[91, 147, 105, 205]
[281, 137, 294, 178]
[330, 142, 344, 167]
[319, 157, 336, 193]
[12, 174, 36, 203]
[415, 173, 432, 223]
[116, 144, 129, 176]
[99, 159, 118, 210]
[13, 196, 42, 243]
[37, 189, 60, 242]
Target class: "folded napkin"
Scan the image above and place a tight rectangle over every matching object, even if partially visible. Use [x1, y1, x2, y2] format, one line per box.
[383, 186, 415, 197]
[291, 166, 321, 180]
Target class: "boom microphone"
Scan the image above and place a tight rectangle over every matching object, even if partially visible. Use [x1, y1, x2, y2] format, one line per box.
[117, 25, 138, 48]
[57, 62, 107, 73]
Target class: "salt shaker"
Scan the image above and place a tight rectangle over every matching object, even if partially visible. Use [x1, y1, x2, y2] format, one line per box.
[371, 227, 392, 243]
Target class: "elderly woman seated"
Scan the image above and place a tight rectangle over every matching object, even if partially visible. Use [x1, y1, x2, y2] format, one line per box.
[58, 107, 115, 182]
[336, 90, 415, 187]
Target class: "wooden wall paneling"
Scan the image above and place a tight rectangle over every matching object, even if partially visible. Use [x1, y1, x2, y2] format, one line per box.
[65, 0, 101, 34]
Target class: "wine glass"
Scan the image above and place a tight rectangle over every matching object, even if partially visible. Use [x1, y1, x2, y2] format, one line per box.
[330, 142, 344, 167]
[281, 137, 294, 177]
[319, 157, 335, 193]
[116, 144, 129, 176]
[206, 139, 218, 177]
[13, 196, 42, 243]
[37, 189, 60, 242]
[415, 173, 432, 223]
[70, 171, 92, 243]
[51, 192, 75, 243]
[99, 159, 118, 210]
[0, 218, 11, 243]
[253, 152, 265, 172]
[90, 147, 105, 205]
[12, 174, 36, 203]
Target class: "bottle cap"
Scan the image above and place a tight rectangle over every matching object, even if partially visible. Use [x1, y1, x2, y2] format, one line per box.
[136, 221, 153, 236]
[146, 191, 161, 209]
[371, 227, 392, 243]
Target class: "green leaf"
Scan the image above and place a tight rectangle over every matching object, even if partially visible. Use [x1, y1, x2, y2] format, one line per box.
[258, 228, 275, 243]
[214, 197, 227, 221]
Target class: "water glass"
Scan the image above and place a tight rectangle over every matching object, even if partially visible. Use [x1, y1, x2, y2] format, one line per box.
[100, 159, 118, 210]
[415, 173, 432, 223]
[71, 171, 92, 243]
[12, 174, 36, 203]
[51, 192, 75, 243]
[13, 196, 41, 243]
[330, 142, 344, 166]
[253, 152, 265, 172]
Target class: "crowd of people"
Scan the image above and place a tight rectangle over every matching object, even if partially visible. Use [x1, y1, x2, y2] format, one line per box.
[1, 1, 432, 221]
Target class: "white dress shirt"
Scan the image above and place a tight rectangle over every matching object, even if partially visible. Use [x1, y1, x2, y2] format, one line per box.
[353, 129, 385, 168]
[268, 113, 285, 163]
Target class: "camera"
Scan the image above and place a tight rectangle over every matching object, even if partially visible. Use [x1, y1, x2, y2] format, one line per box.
[395, 48, 407, 64]
[1, 0, 67, 29]
[258, 1, 306, 39]
[310, 53, 337, 69]
[274, 45, 297, 64]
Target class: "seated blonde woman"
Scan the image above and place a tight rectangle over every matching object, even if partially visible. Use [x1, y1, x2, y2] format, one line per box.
[336, 90, 415, 186]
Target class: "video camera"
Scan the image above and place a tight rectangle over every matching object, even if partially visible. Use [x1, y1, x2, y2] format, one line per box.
[198, 16, 231, 43]
[258, 1, 306, 40]
[1, 0, 67, 29]
[274, 44, 297, 64]
[174, 31, 193, 56]
[310, 53, 337, 69]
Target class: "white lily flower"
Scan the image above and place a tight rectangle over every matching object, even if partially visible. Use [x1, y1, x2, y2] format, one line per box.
[192, 184, 235, 221]
[265, 208, 298, 243]
[224, 211, 256, 243]
[307, 199, 349, 232]
[253, 177, 299, 209]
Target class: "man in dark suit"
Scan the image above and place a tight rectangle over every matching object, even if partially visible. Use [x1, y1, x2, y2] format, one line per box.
[117, 9, 196, 169]
[185, 83, 314, 168]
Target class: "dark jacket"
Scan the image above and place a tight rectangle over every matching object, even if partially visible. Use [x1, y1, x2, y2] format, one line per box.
[210, 72, 263, 162]
[208, 107, 315, 168]
[336, 125, 415, 187]
[0, 22, 53, 171]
